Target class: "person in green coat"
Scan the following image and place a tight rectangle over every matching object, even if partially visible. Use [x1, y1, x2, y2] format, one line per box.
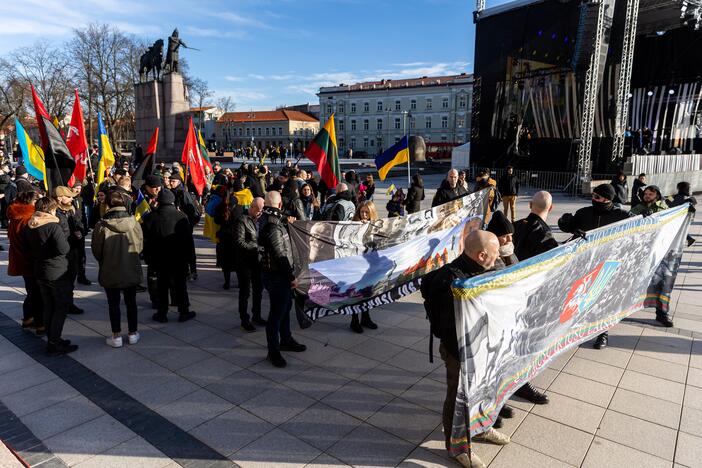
[631, 185, 668, 216]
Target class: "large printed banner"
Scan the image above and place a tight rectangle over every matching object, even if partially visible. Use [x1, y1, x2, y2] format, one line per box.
[447, 204, 692, 456]
[289, 189, 489, 320]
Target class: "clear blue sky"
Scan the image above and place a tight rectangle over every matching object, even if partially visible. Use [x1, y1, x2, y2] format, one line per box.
[1, 0, 512, 110]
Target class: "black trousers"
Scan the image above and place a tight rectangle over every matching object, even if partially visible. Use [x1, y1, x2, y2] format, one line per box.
[261, 272, 292, 353]
[22, 276, 44, 327]
[37, 275, 71, 343]
[75, 238, 87, 280]
[235, 264, 263, 323]
[105, 287, 138, 334]
[156, 266, 189, 315]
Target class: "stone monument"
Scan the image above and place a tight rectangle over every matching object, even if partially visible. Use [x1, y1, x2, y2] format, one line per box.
[134, 30, 194, 162]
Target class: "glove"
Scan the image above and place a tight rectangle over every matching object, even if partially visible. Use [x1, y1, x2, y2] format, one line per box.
[573, 229, 587, 239]
[689, 205, 696, 214]
[641, 209, 654, 217]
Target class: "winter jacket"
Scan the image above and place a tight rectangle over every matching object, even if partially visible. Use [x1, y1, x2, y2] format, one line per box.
[631, 200, 668, 216]
[91, 207, 144, 289]
[258, 206, 294, 280]
[611, 179, 628, 205]
[56, 202, 84, 247]
[631, 179, 646, 206]
[283, 195, 306, 221]
[558, 203, 632, 234]
[497, 174, 520, 196]
[431, 179, 468, 207]
[24, 211, 70, 281]
[386, 200, 405, 217]
[406, 185, 425, 214]
[7, 203, 35, 277]
[234, 213, 260, 265]
[141, 204, 195, 271]
[171, 185, 201, 228]
[214, 200, 241, 272]
[513, 213, 559, 260]
[322, 191, 355, 221]
[666, 193, 697, 209]
[421, 254, 488, 360]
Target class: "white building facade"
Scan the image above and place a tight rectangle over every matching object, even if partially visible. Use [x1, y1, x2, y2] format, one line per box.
[318, 74, 472, 157]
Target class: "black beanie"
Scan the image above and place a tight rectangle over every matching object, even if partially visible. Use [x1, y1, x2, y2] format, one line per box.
[157, 189, 175, 205]
[15, 165, 28, 177]
[593, 183, 616, 201]
[487, 210, 515, 237]
[145, 174, 161, 188]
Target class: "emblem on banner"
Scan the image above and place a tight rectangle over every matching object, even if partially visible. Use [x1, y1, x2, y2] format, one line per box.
[560, 261, 621, 323]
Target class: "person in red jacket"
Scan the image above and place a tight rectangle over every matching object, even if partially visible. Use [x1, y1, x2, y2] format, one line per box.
[6, 191, 43, 333]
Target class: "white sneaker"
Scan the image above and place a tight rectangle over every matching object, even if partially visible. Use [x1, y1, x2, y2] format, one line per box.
[474, 427, 510, 445]
[453, 452, 486, 468]
[106, 336, 123, 348]
[128, 332, 140, 345]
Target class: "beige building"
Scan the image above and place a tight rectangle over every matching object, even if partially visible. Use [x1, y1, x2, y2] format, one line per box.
[318, 73, 473, 157]
[215, 110, 319, 152]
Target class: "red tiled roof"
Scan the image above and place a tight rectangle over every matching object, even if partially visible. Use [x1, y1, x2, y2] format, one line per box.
[218, 110, 318, 123]
[319, 73, 472, 93]
[190, 106, 216, 112]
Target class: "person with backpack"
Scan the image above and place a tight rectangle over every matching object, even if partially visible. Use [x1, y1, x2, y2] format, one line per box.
[168, 173, 201, 280]
[420, 230, 510, 468]
[321, 183, 355, 221]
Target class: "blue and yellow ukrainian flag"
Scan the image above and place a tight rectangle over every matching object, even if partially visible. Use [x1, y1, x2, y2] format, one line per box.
[96, 111, 115, 188]
[134, 190, 151, 223]
[375, 135, 409, 181]
[15, 118, 47, 190]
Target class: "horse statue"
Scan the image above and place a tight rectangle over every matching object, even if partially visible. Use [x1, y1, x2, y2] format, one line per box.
[139, 39, 164, 82]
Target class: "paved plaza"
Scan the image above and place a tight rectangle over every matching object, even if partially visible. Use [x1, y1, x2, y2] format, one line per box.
[1, 179, 702, 468]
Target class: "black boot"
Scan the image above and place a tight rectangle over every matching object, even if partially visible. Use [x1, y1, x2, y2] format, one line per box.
[350, 314, 363, 334]
[493, 415, 504, 429]
[267, 351, 287, 368]
[499, 405, 514, 418]
[280, 338, 306, 352]
[360, 311, 378, 329]
[655, 310, 674, 327]
[178, 311, 197, 322]
[593, 332, 608, 350]
[515, 383, 549, 405]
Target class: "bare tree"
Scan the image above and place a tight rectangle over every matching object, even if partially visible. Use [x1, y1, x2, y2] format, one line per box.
[216, 96, 236, 113]
[9, 41, 73, 119]
[188, 77, 213, 109]
[69, 23, 142, 149]
[0, 58, 27, 130]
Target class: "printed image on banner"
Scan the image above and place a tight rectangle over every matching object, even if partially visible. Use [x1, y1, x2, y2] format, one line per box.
[289, 189, 489, 319]
[446, 204, 691, 457]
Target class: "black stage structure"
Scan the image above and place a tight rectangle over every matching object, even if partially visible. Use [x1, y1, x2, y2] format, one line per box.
[470, 0, 702, 174]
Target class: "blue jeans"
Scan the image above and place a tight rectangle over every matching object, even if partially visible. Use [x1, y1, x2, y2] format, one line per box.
[261, 272, 292, 353]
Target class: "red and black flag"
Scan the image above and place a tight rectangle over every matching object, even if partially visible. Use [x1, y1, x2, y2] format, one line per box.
[31, 84, 75, 192]
[304, 114, 340, 188]
[132, 127, 159, 186]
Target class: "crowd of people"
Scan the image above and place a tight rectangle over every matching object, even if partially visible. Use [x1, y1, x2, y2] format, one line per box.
[1, 156, 696, 468]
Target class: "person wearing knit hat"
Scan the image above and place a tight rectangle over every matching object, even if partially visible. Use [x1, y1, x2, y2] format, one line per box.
[141, 185, 196, 323]
[558, 183, 631, 350]
[15, 165, 27, 177]
[487, 211, 517, 267]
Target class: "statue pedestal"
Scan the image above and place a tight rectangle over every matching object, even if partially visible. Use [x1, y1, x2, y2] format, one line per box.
[135, 72, 190, 163]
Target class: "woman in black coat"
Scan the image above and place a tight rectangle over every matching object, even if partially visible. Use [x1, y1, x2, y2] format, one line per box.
[282, 179, 306, 221]
[405, 174, 425, 214]
[214, 186, 241, 289]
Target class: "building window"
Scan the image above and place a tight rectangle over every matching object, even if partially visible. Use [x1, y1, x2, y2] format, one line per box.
[257, 128, 262, 136]
[339, 137, 345, 147]
[363, 137, 369, 147]
[246, 128, 250, 136]
[457, 117, 465, 128]
[326, 104, 332, 114]
[442, 97, 449, 109]
[364, 119, 369, 130]
[425, 117, 432, 128]
[458, 95, 466, 108]
[441, 116, 448, 128]
[363, 102, 369, 112]
[410, 99, 417, 110]
[238, 128, 243, 136]
[369, 139, 374, 147]
[351, 102, 356, 113]
[339, 102, 345, 113]
[266, 128, 270, 136]
[377, 101, 383, 112]
[338, 120, 345, 131]
[278, 127, 283, 135]
[350, 137, 356, 148]
[394, 118, 401, 129]
[351, 120, 357, 131]
[410, 117, 416, 129]
[377, 119, 383, 130]
[395, 100, 401, 111]
[426, 99, 433, 110]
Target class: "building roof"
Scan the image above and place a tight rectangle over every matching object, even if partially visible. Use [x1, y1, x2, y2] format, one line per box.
[318, 73, 473, 94]
[217, 110, 318, 123]
[190, 106, 216, 112]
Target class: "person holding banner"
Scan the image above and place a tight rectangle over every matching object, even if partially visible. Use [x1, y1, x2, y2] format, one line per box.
[558, 183, 632, 349]
[432, 169, 468, 208]
[348, 201, 380, 334]
[513, 191, 559, 261]
[421, 230, 510, 468]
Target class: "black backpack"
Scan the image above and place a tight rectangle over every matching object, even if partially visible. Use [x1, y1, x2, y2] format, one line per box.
[421, 264, 467, 362]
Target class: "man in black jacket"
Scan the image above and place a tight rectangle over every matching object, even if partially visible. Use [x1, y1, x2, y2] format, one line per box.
[514, 191, 559, 261]
[558, 183, 631, 349]
[71, 182, 91, 285]
[234, 197, 266, 331]
[54, 186, 86, 314]
[631, 173, 646, 206]
[421, 230, 509, 468]
[259, 190, 306, 368]
[432, 169, 468, 207]
[168, 173, 200, 279]
[497, 166, 520, 222]
[25, 197, 78, 356]
[142, 189, 196, 323]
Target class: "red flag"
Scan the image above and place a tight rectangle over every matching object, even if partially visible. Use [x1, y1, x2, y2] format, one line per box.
[146, 127, 159, 155]
[66, 90, 88, 182]
[31, 84, 50, 154]
[181, 117, 205, 196]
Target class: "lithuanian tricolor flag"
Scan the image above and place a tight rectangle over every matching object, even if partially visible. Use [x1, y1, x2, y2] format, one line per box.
[304, 114, 340, 188]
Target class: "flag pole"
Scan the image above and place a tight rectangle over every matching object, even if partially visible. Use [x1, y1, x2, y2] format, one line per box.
[405, 111, 411, 186]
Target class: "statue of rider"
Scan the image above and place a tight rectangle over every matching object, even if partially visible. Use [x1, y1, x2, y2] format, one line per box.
[164, 28, 187, 73]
